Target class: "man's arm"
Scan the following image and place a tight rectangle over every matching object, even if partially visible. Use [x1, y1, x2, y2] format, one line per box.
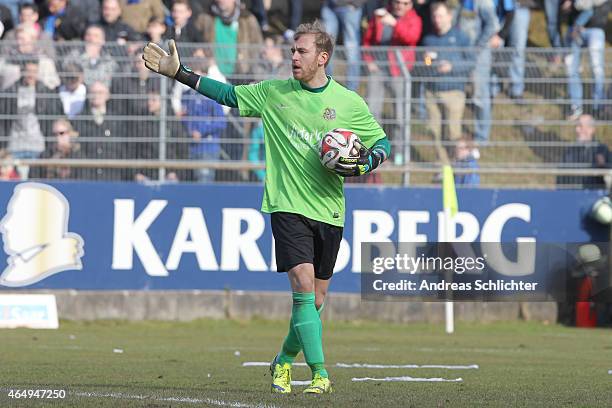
[143, 40, 239, 108]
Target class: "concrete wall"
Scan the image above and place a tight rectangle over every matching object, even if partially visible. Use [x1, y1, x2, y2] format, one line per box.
[1, 290, 558, 323]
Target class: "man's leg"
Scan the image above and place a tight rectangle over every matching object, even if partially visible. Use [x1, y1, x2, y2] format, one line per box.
[508, 6, 530, 98]
[473, 48, 492, 142]
[586, 28, 605, 114]
[276, 278, 329, 366]
[336, 4, 362, 91]
[425, 90, 443, 144]
[286, 264, 328, 380]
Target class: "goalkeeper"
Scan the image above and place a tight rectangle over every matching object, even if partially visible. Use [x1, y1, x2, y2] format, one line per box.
[143, 20, 390, 394]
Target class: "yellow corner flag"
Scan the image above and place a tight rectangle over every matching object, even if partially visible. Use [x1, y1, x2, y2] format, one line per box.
[442, 165, 458, 217]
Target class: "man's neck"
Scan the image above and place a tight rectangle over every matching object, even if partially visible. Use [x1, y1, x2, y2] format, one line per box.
[301, 71, 329, 89]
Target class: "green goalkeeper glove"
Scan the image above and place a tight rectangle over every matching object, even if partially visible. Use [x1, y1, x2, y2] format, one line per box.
[334, 140, 387, 177]
[143, 40, 199, 88]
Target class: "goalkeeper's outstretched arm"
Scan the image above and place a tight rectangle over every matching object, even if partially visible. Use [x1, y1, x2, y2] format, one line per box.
[143, 40, 238, 108]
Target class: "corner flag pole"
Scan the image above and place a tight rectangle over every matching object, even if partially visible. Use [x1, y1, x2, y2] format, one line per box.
[442, 164, 458, 334]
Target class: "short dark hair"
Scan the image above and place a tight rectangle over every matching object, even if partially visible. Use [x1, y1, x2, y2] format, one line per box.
[430, 1, 450, 14]
[294, 20, 334, 67]
[172, 0, 191, 9]
[19, 2, 39, 14]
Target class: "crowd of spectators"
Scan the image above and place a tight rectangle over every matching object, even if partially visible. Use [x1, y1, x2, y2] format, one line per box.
[0, 0, 609, 187]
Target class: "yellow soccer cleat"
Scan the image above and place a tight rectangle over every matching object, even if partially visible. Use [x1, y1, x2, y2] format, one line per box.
[303, 373, 332, 394]
[270, 356, 292, 394]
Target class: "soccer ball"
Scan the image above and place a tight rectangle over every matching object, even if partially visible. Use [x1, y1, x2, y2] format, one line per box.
[319, 128, 360, 170]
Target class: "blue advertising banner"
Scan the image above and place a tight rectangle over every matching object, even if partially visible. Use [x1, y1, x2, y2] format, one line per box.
[0, 181, 607, 293]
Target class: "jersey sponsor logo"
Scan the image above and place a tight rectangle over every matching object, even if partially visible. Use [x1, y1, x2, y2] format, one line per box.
[275, 104, 290, 109]
[0, 183, 84, 287]
[323, 107, 336, 121]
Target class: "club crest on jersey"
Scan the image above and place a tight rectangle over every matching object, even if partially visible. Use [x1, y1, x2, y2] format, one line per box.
[323, 107, 336, 121]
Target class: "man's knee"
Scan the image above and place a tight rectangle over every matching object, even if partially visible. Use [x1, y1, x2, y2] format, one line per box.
[288, 264, 315, 292]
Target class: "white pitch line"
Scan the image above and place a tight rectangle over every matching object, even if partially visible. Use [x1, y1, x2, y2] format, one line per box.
[243, 362, 307, 367]
[290, 380, 311, 386]
[352, 376, 462, 383]
[243, 362, 478, 370]
[337, 363, 479, 370]
[70, 391, 280, 408]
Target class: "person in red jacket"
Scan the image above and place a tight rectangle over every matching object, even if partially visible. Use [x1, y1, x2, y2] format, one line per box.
[363, 0, 422, 140]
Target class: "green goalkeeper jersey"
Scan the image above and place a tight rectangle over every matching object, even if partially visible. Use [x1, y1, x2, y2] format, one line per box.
[235, 77, 385, 227]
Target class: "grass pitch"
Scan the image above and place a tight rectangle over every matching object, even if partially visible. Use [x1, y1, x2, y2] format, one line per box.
[0, 318, 611, 407]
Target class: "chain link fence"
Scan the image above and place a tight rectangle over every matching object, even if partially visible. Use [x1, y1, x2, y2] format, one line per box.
[0, 41, 610, 188]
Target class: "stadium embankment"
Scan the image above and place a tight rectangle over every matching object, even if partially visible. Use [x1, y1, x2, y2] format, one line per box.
[2, 290, 558, 323]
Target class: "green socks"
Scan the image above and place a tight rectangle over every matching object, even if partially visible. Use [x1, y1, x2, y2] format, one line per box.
[278, 292, 327, 378]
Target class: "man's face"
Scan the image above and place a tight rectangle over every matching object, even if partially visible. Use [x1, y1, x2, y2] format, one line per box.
[432, 5, 452, 34]
[102, 0, 122, 23]
[172, 3, 192, 27]
[147, 20, 166, 40]
[88, 82, 110, 108]
[576, 115, 595, 142]
[85, 26, 105, 46]
[48, 0, 67, 14]
[455, 141, 470, 160]
[215, 0, 236, 15]
[391, 0, 413, 17]
[53, 122, 72, 150]
[23, 62, 39, 86]
[291, 34, 326, 82]
[263, 37, 282, 64]
[147, 93, 161, 114]
[19, 7, 39, 25]
[16, 28, 36, 53]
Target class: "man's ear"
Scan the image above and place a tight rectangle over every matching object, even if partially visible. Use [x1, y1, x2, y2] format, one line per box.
[318, 51, 329, 67]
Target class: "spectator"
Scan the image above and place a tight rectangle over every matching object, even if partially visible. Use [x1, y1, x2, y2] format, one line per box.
[134, 86, 191, 182]
[1, 57, 62, 179]
[321, 0, 366, 91]
[557, 114, 609, 188]
[34, 118, 84, 180]
[168, 0, 201, 43]
[248, 120, 265, 181]
[1, 1, 18, 28]
[41, 0, 87, 40]
[506, 0, 535, 99]
[3, 3, 45, 40]
[2, 24, 60, 90]
[421, 2, 472, 144]
[111, 50, 161, 116]
[249, 0, 270, 33]
[66, 25, 118, 88]
[564, 0, 608, 120]
[362, 0, 422, 138]
[453, 137, 480, 186]
[283, 0, 303, 42]
[58, 62, 87, 119]
[145, 16, 167, 44]
[181, 73, 227, 183]
[195, 0, 264, 81]
[544, 0, 564, 63]
[73, 81, 123, 180]
[0, 150, 20, 181]
[457, 0, 499, 143]
[253, 34, 292, 79]
[101, 0, 141, 43]
[119, 0, 165, 35]
[489, 0, 514, 99]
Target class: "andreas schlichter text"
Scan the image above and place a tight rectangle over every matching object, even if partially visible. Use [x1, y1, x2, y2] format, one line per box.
[372, 279, 539, 292]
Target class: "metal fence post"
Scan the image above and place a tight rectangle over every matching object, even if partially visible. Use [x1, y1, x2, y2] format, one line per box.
[395, 49, 412, 186]
[158, 76, 168, 181]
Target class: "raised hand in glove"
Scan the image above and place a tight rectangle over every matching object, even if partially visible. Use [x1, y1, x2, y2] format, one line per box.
[143, 40, 199, 88]
[334, 140, 385, 177]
